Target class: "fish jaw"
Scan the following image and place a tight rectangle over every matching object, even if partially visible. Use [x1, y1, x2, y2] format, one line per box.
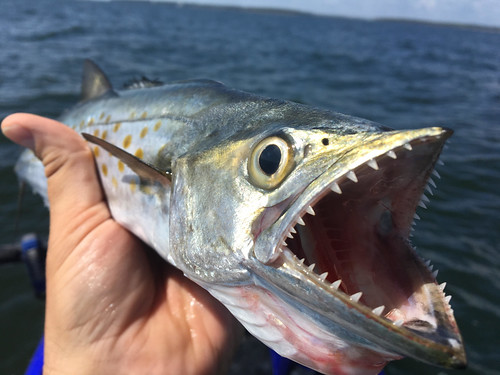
[206, 282, 395, 375]
[248, 126, 466, 371]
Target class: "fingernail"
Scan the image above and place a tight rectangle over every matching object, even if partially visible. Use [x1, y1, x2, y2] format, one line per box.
[1, 123, 35, 150]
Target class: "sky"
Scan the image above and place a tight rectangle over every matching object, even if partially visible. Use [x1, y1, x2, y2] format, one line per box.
[168, 0, 500, 28]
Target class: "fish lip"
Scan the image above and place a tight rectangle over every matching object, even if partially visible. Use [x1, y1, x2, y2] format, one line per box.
[250, 127, 467, 368]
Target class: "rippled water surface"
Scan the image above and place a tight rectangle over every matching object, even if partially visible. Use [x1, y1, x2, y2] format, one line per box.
[1, 1, 499, 374]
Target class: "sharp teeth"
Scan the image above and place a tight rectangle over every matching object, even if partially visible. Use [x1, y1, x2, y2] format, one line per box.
[331, 279, 342, 290]
[290, 227, 297, 234]
[439, 282, 447, 291]
[432, 269, 439, 278]
[425, 184, 434, 195]
[306, 206, 316, 216]
[350, 292, 363, 303]
[319, 272, 328, 281]
[281, 241, 287, 247]
[299, 258, 305, 266]
[437, 159, 445, 166]
[429, 178, 437, 188]
[331, 182, 342, 194]
[393, 319, 404, 327]
[445, 295, 452, 304]
[403, 143, 412, 150]
[367, 159, 379, 170]
[387, 150, 397, 159]
[287, 232, 294, 239]
[308, 263, 316, 272]
[346, 171, 358, 183]
[297, 217, 306, 226]
[418, 200, 427, 209]
[372, 305, 385, 316]
[414, 213, 421, 220]
[432, 170, 441, 179]
[421, 194, 430, 203]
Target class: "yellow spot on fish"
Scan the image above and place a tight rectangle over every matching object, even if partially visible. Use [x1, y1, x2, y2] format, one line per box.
[140, 127, 148, 138]
[134, 148, 144, 159]
[140, 111, 147, 119]
[123, 135, 132, 149]
[129, 111, 136, 119]
[118, 160, 124, 173]
[113, 122, 122, 132]
[157, 144, 167, 156]
[93, 146, 100, 157]
[99, 112, 105, 120]
[88, 117, 95, 126]
[130, 180, 136, 192]
[101, 163, 108, 177]
[102, 130, 108, 140]
[93, 129, 100, 137]
[153, 121, 161, 131]
[79, 120, 85, 129]
[141, 185, 152, 195]
[105, 115, 111, 124]
[112, 177, 118, 189]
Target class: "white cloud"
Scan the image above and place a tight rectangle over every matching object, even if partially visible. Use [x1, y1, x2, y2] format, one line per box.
[416, 0, 437, 11]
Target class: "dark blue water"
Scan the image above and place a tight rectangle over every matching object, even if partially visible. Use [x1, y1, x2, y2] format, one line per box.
[1, 1, 499, 374]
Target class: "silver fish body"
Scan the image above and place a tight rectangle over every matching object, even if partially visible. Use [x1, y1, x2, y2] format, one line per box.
[15, 60, 466, 375]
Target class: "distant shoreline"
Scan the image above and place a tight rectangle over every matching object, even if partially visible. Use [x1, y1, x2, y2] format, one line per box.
[111, 0, 500, 33]
[374, 17, 500, 34]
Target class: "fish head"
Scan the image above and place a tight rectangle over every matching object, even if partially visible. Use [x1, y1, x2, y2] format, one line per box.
[169, 110, 466, 374]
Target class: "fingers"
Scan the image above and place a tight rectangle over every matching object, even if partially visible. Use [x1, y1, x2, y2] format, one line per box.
[1, 113, 105, 224]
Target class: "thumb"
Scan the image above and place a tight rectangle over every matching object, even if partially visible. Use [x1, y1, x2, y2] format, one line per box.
[2, 113, 106, 227]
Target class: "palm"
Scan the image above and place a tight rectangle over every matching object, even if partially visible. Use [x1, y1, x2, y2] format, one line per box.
[47, 216, 238, 375]
[3, 114, 240, 375]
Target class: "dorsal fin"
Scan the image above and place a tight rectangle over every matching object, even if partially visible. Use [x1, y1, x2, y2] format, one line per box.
[82, 133, 171, 186]
[81, 59, 113, 101]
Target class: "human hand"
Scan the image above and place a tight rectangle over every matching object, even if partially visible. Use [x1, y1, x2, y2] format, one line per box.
[2, 113, 241, 375]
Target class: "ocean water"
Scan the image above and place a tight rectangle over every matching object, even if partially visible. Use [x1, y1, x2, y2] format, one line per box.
[1, 0, 499, 374]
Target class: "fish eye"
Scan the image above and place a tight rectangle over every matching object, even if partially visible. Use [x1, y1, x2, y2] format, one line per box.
[259, 144, 281, 175]
[249, 136, 294, 190]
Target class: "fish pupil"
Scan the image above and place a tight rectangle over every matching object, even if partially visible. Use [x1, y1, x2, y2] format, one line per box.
[259, 144, 281, 175]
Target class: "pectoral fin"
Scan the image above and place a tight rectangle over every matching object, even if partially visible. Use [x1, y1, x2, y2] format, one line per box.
[82, 133, 171, 187]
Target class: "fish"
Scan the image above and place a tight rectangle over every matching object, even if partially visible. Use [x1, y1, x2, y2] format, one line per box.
[15, 60, 466, 375]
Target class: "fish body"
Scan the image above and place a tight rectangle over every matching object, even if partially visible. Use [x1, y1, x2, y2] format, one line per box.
[15, 60, 466, 375]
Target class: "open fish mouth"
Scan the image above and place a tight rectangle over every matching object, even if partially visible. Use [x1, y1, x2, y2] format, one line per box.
[251, 127, 466, 369]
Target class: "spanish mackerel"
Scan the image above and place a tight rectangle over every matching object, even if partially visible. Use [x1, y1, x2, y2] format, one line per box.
[15, 60, 466, 375]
